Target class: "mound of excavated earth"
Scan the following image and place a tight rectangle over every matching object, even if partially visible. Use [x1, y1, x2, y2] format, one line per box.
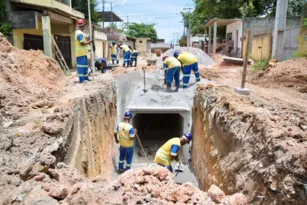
[3, 166, 247, 205]
[251, 58, 307, 93]
[0, 33, 66, 122]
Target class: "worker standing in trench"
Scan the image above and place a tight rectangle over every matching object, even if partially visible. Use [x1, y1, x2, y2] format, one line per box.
[154, 133, 192, 173]
[75, 19, 93, 83]
[174, 51, 201, 88]
[162, 55, 181, 92]
[113, 111, 136, 173]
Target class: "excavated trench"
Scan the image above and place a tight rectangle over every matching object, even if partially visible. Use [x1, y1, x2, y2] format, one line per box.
[29, 70, 305, 204]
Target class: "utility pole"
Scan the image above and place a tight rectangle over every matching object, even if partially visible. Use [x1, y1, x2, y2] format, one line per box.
[88, 0, 95, 78]
[111, 2, 113, 35]
[272, 0, 288, 61]
[126, 16, 130, 33]
[102, 0, 105, 28]
[183, 7, 192, 49]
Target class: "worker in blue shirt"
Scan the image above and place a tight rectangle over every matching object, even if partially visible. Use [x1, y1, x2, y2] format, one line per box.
[129, 46, 139, 67]
[94, 57, 107, 73]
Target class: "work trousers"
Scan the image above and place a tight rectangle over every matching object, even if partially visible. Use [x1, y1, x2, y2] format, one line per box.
[158, 163, 173, 173]
[77, 56, 89, 83]
[130, 52, 139, 66]
[182, 62, 200, 88]
[111, 54, 117, 65]
[123, 51, 131, 67]
[118, 146, 134, 171]
[166, 66, 180, 87]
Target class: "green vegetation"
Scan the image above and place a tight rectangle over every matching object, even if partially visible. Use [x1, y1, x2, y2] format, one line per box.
[125, 23, 158, 42]
[252, 58, 270, 70]
[72, 0, 100, 23]
[179, 35, 187, 47]
[0, 1, 12, 37]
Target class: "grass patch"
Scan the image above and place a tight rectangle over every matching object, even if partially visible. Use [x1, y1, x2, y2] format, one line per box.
[252, 59, 270, 71]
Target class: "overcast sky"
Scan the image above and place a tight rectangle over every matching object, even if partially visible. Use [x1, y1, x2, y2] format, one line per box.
[98, 0, 195, 43]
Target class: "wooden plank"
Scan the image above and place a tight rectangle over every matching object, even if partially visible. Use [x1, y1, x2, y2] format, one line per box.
[49, 11, 73, 24]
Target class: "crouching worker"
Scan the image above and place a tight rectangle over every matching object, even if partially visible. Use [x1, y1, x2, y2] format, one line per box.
[174, 51, 201, 88]
[162, 56, 181, 92]
[154, 133, 192, 173]
[94, 57, 107, 73]
[113, 111, 136, 173]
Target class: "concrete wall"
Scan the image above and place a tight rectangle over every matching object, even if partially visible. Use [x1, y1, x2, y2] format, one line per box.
[226, 21, 243, 49]
[243, 17, 301, 60]
[135, 38, 149, 55]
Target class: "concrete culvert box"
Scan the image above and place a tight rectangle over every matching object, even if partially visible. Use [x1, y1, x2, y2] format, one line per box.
[133, 113, 184, 141]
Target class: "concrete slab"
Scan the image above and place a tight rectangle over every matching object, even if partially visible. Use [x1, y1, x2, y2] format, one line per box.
[234, 87, 251, 95]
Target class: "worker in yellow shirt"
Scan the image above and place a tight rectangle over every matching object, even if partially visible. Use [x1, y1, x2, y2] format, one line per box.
[75, 19, 92, 83]
[162, 56, 181, 92]
[110, 41, 118, 65]
[120, 44, 132, 67]
[113, 111, 136, 173]
[154, 133, 192, 173]
[174, 51, 200, 88]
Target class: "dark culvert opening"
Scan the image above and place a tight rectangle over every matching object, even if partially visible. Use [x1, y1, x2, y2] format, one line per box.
[133, 113, 184, 145]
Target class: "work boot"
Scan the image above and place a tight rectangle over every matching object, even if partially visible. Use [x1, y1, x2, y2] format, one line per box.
[166, 84, 172, 92]
[174, 86, 179, 92]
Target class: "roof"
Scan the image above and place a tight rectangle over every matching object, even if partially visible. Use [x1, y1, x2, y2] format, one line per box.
[205, 18, 242, 28]
[97, 11, 123, 22]
[151, 43, 171, 49]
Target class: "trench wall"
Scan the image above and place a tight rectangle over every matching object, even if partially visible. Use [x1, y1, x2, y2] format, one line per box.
[64, 84, 117, 179]
[192, 85, 307, 204]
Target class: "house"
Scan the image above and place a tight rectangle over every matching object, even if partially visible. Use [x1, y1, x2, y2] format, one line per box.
[6, 0, 85, 68]
[150, 39, 171, 53]
[135, 38, 151, 55]
[205, 18, 243, 56]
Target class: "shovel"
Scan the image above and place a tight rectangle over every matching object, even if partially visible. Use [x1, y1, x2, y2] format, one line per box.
[142, 67, 148, 93]
[135, 132, 150, 167]
[174, 162, 184, 177]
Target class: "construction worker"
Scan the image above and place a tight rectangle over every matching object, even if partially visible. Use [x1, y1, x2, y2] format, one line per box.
[162, 56, 181, 92]
[120, 44, 131, 67]
[130, 49, 139, 67]
[154, 133, 192, 173]
[114, 111, 136, 173]
[75, 19, 92, 83]
[110, 41, 118, 65]
[94, 57, 107, 73]
[174, 51, 201, 88]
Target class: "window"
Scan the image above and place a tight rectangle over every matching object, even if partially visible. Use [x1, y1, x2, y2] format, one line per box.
[139, 40, 143, 43]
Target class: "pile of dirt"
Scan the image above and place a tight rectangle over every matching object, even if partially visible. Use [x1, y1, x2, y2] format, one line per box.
[251, 58, 307, 93]
[3, 166, 247, 205]
[0, 33, 66, 121]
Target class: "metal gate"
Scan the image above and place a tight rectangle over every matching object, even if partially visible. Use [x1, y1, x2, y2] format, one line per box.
[251, 33, 272, 61]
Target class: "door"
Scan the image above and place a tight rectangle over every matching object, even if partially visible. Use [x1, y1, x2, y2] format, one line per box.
[54, 35, 72, 67]
[236, 30, 239, 48]
[24, 34, 43, 51]
[252, 33, 272, 61]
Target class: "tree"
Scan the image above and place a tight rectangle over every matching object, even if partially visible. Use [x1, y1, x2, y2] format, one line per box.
[72, 0, 100, 23]
[0, 1, 12, 37]
[125, 23, 158, 42]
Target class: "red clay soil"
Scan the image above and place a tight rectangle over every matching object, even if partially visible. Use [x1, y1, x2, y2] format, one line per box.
[0, 33, 66, 121]
[251, 58, 307, 93]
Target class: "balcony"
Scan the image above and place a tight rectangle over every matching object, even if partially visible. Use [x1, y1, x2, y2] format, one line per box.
[10, 0, 84, 19]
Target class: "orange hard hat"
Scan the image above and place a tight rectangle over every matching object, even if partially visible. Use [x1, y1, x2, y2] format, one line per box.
[77, 19, 86, 26]
[162, 56, 168, 61]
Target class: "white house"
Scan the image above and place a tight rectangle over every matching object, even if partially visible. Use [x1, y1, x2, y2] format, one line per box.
[226, 20, 243, 49]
